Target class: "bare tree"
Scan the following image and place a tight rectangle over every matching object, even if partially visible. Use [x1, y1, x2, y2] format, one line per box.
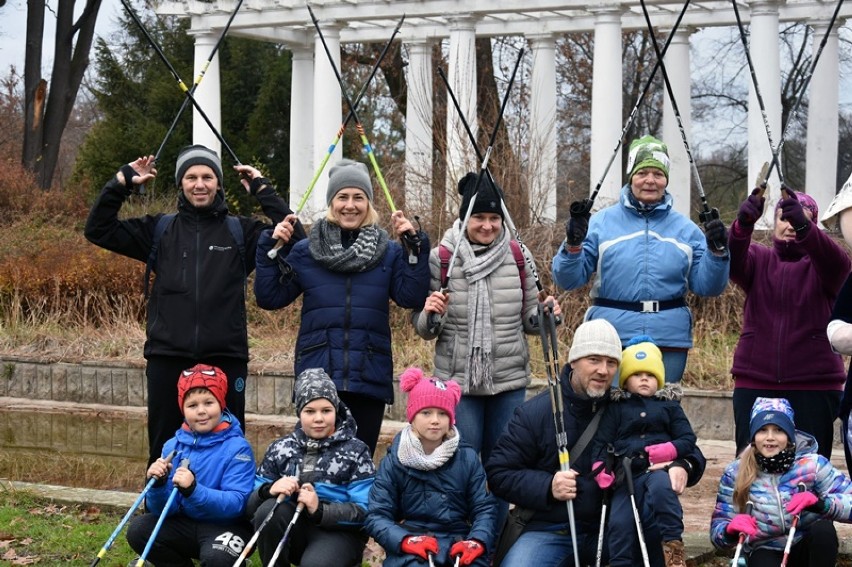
[23, 0, 102, 189]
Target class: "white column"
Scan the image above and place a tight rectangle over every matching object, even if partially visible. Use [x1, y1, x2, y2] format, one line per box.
[289, 43, 314, 212]
[404, 39, 434, 216]
[446, 16, 478, 205]
[190, 31, 222, 156]
[747, 0, 783, 228]
[661, 27, 693, 218]
[528, 33, 558, 223]
[589, 8, 623, 208]
[309, 22, 343, 220]
[806, 19, 839, 223]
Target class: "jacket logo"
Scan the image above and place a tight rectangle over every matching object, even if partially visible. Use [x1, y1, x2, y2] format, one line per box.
[209, 245, 234, 252]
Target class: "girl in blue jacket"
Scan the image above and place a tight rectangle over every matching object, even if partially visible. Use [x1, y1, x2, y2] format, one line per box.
[366, 367, 498, 566]
[247, 368, 376, 566]
[126, 365, 256, 566]
[711, 397, 852, 567]
[254, 159, 430, 456]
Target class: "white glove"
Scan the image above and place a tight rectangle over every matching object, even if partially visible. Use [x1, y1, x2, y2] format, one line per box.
[827, 319, 852, 355]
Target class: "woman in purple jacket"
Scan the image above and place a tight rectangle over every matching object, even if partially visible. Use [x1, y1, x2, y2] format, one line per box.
[729, 186, 850, 458]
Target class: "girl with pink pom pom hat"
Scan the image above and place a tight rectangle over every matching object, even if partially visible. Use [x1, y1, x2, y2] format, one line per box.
[365, 367, 499, 566]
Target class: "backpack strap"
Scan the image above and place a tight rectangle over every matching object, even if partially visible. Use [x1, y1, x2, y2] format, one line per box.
[509, 239, 526, 308]
[144, 213, 176, 298]
[225, 215, 246, 281]
[439, 244, 451, 287]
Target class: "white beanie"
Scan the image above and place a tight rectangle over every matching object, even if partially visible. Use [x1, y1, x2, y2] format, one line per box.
[568, 319, 622, 363]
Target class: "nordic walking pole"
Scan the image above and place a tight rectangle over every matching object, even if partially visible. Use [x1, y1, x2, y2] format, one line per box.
[428, 46, 524, 334]
[154, 0, 245, 162]
[623, 456, 651, 567]
[89, 451, 176, 567]
[730, 0, 784, 191]
[119, 0, 241, 166]
[584, 0, 691, 212]
[266, 12, 405, 259]
[268, 501, 306, 565]
[780, 484, 807, 567]
[135, 457, 191, 567]
[537, 300, 580, 567]
[232, 493, 285, 567]
[308, 5, 424, 265]
[639, 0, 725, 252]
[730, 500, 754, 567]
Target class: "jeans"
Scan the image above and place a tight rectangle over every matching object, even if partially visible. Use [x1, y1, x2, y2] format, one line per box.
[455, 388, 526, 533]
[499, 528, 602, 567]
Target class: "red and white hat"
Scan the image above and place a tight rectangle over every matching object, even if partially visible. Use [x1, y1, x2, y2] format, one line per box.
[177, 364, 228, 414]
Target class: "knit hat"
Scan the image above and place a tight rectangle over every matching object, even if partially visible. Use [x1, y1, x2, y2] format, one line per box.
[626, 135, 670, 180]
[749, 397, 796, 444]
[400, 367, 462, 424]
[568, 319, 623, 363]
[174, 144, 224, 187]
[177, 364, 228, 413]
[775, 190, 819, 221]
[618, 335, 665, 389]
[457, 171, 505, 221]
[294, 368, 340, 415]
[326, 159, 374, 204]
[821, 173, 852, 230]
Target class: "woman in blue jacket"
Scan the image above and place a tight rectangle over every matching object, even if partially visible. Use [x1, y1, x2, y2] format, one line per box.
[254, 159, 430, 455]
[552, 135, 729, 382]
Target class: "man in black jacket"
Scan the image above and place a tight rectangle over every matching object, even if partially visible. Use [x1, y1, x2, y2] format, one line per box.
[85, 145, 306, 464]
[486, 318, 705, 567]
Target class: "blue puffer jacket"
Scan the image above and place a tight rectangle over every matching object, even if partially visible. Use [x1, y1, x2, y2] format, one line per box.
[551, 186, 729, 347]
[146, 411, 255, 522]
[366, 432, 498, 565]
[250, 402, 375, 529]
[711, 432, 852, 553]
[254, 229, 430, 402]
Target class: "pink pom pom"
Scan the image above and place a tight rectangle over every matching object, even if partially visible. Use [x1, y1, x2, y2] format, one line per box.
[400, 367, 424, 393]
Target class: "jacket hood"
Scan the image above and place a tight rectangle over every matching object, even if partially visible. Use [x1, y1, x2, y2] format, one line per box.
[292, 399, 359, 447]
[793, 429, 819, 456]
[619, 183, 673, 216]
[173, 409, 245, 449]
[610, 382, 683, 402]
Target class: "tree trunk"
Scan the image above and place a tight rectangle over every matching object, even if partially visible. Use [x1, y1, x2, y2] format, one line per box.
[22, 0, 102, 189]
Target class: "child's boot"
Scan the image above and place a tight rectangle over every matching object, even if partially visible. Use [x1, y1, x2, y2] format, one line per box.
[662, 539, 685, 567]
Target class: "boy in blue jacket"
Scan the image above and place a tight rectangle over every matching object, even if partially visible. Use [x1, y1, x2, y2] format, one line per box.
[366, 367, 498, 566]
[126, 364, 255, 566]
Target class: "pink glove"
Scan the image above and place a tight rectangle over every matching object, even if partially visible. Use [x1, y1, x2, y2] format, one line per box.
[645, 442, 677, 465]
[786, 491, 819, 515]
[725, 514, 758, 538]
[593, 461, 615, 489]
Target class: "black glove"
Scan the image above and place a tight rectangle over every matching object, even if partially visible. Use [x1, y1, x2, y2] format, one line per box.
[703, 219, 728, 253]
[565, 199, 592, 247]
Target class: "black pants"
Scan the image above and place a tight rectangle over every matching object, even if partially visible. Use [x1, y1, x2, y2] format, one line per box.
[253, 498, 366, 567]
[146, 355, 247, 465]
[733, 388, 840, 459]
[126, 513, 253, 567]
[747, 519, 838, 567]
[337, 390, 386, 458]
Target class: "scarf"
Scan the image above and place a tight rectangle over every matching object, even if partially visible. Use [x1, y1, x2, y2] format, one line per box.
[397, 424, 460, 471]
[449, 220, 511, 392]
[755, 445, 797, 474]
[309, 218, 389, 273]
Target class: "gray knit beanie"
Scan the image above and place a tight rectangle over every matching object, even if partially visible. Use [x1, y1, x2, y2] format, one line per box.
[568, 319, 623, 363]
[326, 159, 373, 204]
[175, 145, 223, 187]
[294, 368, 340, 414]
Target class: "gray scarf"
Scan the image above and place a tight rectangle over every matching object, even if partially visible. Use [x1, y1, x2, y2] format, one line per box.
[309, 218, 389, 273]
[449, 220, 511, 393]
[397, 424, 460, 471]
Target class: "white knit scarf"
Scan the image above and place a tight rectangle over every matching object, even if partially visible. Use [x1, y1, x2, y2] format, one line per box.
[397, 424, 460, 471]
[449, 220, 510, 392]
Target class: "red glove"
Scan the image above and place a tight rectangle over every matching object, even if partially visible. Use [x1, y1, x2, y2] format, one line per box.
[786, 491, 819, 515]
[645, 442, 677, 465]
[725, 514, 758, 538]
[593, 460, 615, 489]
[401, 535, 439, 560]
[450, 539, 485, 565]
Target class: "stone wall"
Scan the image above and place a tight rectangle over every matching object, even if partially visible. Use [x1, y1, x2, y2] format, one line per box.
[0, 354, 748, 442]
